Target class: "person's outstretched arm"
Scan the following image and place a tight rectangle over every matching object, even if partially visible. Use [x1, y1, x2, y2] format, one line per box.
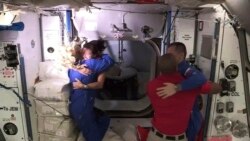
[200, 81, 222, 94]
[73, 73, 105, 89]
[157, 61, 207, 98]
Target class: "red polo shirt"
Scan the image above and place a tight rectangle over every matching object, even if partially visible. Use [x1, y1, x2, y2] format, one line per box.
[147, 72, 211, 135]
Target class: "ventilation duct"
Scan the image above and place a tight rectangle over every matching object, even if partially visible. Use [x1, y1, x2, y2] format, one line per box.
[0, 0, 90, 8]
[165, 0, 224, 8]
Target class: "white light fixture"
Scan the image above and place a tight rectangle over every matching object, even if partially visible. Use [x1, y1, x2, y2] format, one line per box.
[0, 12, 15, 26]
[132, 35, 139, 39]
[199, 4, 219, 8]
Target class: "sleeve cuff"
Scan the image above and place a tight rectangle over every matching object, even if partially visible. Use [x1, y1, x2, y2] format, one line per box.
[176, 84, 182, 92]
[201, 81, 212, 93]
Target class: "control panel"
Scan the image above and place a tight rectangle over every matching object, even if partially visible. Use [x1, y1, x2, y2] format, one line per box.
[0, 43, 18, 87]
[212, 63, 248, 138]
[0, 42, 28, 141]
[190, 8, 250, 140]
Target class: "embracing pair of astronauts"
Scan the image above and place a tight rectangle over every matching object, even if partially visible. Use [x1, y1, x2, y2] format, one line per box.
[68, 40, 114, 141]
[147, 42, 221, 141]
[68, 41, 221, 141]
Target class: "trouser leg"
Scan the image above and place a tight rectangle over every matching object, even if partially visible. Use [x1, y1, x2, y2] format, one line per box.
[186, 97, 203, 141]
[95, 108, 110, 138]
[69, 95, 110, 141]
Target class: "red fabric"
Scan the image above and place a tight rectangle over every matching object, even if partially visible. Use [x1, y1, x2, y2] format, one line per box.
[136, 126, 150, 141]
[147, 72, 211, 135]
[200, 81, 212, 94]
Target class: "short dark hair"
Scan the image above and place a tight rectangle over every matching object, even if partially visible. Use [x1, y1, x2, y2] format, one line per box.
[83, 40, 106, 58]
[168, 42, 187, 58]
[158, 53, 177, 74]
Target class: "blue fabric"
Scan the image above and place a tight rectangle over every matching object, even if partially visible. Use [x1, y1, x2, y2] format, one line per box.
[68, 54, 114, 141]
[0, 22, 25, 31]
[177, 60, 206, 141]
[178, 60, 206, 91]
[81, 54, 115, 74]
[186, 98, 203, 141]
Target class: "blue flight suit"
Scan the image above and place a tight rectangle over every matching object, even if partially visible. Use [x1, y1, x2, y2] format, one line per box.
[177, 60, 207, 141]
[68, 54, 114, 141]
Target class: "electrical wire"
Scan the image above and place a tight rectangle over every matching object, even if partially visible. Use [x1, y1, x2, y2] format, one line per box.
[89, 5, 167, 15]
[26, 93, 70, 132]
[0, 0, 28, 6]
[27, 93, 69, 117]
[166, 12, 235, 27]
[208, 11, 227, 137]
[2, 3, 230, 25]
[0, 80, 70, 117]
[163, 8, 179, 45]
[1, 0, 167, 15]
[0, 82, 31, 107]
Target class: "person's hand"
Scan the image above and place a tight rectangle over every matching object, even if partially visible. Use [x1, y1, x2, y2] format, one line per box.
[73, 78, 84, 89]
[157, 83, 177, 99]
[77, 64, 92, 75]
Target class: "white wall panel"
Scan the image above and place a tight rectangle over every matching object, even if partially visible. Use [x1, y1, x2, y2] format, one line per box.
[0, 12, 41, 141]
[197, 7, 250, 140]
[16, 12, 42, 93]
[175, 18, 195, 57]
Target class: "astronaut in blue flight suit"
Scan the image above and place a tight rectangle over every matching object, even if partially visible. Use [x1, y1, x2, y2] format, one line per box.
[157, 42, 207, 141]
[68, 40, 114, 141]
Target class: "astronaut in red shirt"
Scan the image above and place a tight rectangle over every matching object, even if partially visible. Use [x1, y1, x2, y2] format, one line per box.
[147, 53, 221, 141]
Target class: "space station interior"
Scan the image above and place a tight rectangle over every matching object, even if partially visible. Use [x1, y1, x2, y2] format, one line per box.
[0, 0, 250, 141]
